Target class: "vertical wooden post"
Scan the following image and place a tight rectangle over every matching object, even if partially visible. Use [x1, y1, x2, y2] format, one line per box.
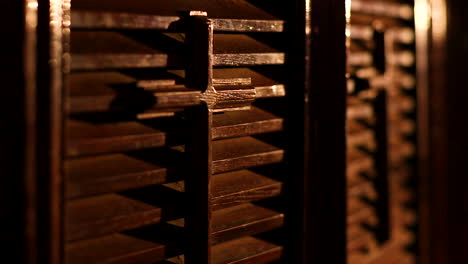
[35, 0, 69, 263]
[287, 0, 347, 263]
[185, 12, 214, 264]
[374, 90, 390, 243]
[2, 1, 38, 263]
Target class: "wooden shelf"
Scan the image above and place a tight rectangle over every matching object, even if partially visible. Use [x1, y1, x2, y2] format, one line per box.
[352, 0, 413, 20]
[214, 68, 285, 98]
[213, 107, 283, 139]
[71, 31, 180, 71]
[348, 180, 377, 201]
[71, 32, 285, 70]
[347, 232, 374, 252]
[347, 206, 377, 227]
[66, 119, 179, 157]
[72, 11, 283, 32]
[66, 233, 175, 264]
[213, 34, 284, 66]
[66, 187, 182, 241]
[65, 149, 184, 199]
[68, 69, 284, 113]
[211, 170, 282, 210]
[212, 203, 284, 244]
[71, 0, 283, 32]
[67, 203, 282, 264]
[212, 236, 282, 264]
[68, 72, 200, 113]
[212, 137, 284, 174]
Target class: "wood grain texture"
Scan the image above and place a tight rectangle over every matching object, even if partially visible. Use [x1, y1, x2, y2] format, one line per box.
[70, 32, 284, 70]
[212, 107, 283, 139]
[71, 0, 279, 21]
[211, 236, 282, 264]
[65, 149, 184, 199]
[212, 203, 284, 244]
[66, 119, 181, 157]
[184, 14, 213, 264]
[211, 170, 282, 210]
[66, 233, 175, 264]
[68, 72, 200, 113]
[212, 137, 284, 174]
[66, 186, 182, 241]
[71, 10, 283, 32]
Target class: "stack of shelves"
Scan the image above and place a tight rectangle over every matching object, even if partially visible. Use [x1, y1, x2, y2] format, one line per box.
[65, 0, 289, 263]
[347, 0, 417, 263]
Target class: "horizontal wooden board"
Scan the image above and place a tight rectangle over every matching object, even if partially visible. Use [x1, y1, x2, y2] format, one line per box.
[72, 11, 283, 32]
[213, 34, 285, 66]
[348, 180, 377, 202]
[65, 149, 184, 199]
[214, 68, 286, 98]
[347, 206, 377, 226]
[66, 119, 181, 157]
[212, 203, 284, 244]
[66, 233, 175, 264]
[347, 157, 375, 187]
[212, 236, 282, 264]
[72, 0, 279, 22]
[352, 0, 413, 20]
[212, 137, 284, 174]
[71, 31, 180, 70]
[67, 203, 283, 263]
[347, 232, 374, 253]
[213, 107, 283, 139]
[68, 69, 285, 113]
[71, 0, 284, 31]
[211, 170, 282, 210]
[68, 72, 200, 113]
[66, 186, 182, 241]
[71, 32, 284, 70]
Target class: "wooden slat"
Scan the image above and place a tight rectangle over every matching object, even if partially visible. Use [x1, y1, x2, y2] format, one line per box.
[367, 241, 411, 264]
[348, 197, 368, 215]
[347, 206, 377, 226]
[66, 119, 176, 157]
[68, 69, 285, 114]
[212, 137, 284, 174]
[68, 72, 200, 113]
[65, 149, 184, 199]
[66, 233, 171, 264]
[212, 203, 284, 244]
[347, 157, 375, 186]
[71, 0, 280, 26]
[347, 119, 370, 134]
[213, 34, 285, 66]
[349, 52, 373, 67]
[71, 0, 284, 31]
[347, 103, 373, 120]
[67, 203, 283, 264]
[71, 31, 180, 70]
[211, 19, 283, 32]
[347, 232, 374, 252]
[213, 68, 285, 98]
[347, 130, 376, 150]
[350, 25, 373, 41]
[71, 32, 284, 70]
[352, 0, 413, 20]
[348, 181, 377, 201]
[351, 13, 407, 28]
[212, 236, 282, 264]
[212, 107, 283, 139]
[66, 187, 182, 241]
[211, 170, 282, 210]
[72, 11, 283, 32]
